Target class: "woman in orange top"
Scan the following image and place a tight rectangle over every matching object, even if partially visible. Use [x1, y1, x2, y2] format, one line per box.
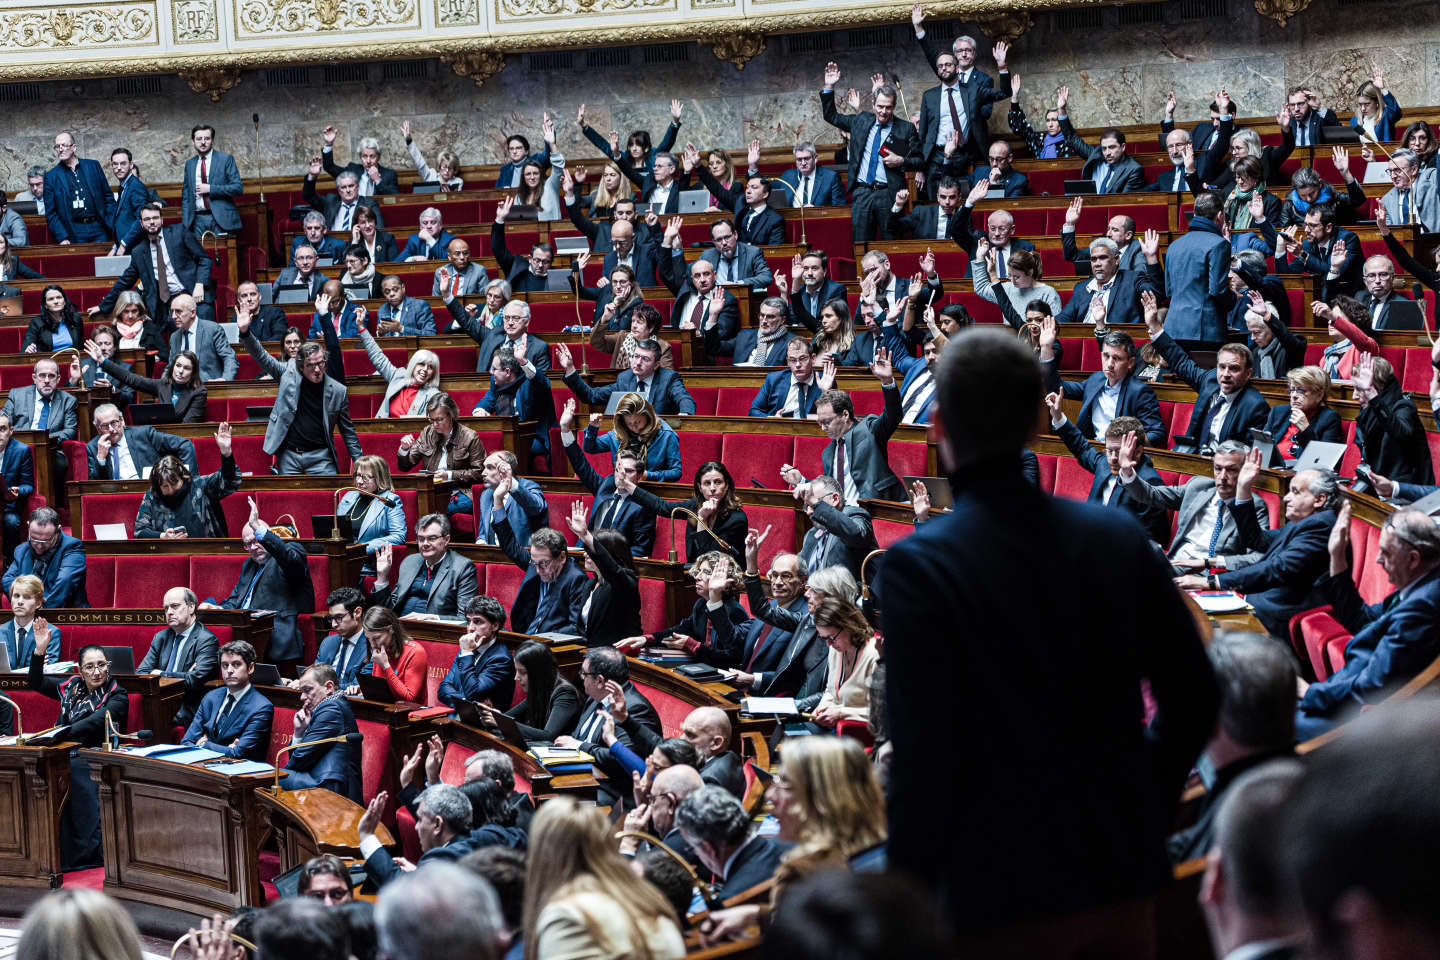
[363, 606, 428, 703]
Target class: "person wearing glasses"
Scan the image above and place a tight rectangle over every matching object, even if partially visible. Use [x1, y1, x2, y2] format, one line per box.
[26, 637, 128, 869]
[489, 196, 556, 292]
[1375, 147, 1440, 233]
[296, 854, 355, 905]
[372, 513, 479, 617]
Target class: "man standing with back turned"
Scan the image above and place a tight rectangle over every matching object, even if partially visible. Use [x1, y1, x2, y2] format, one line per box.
[879, 327, 1218, 955]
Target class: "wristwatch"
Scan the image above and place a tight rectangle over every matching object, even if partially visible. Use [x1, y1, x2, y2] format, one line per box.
[1207, 573, 1220, 590]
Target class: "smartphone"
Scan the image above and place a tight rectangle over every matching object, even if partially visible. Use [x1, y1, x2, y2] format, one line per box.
[1354, 463, 1373, 483]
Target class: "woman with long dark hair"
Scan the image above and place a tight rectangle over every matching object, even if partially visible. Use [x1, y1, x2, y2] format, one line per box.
[362, 606, 428, 703]
[23, 285, 82, 353]
[627, 459, 748, 561]
[563, 500, 643, 647]
[134, 423, 240, 538]
[85, 340, 208, 422]
[578, 100, 682, 178]
[478, 640, 580, 742]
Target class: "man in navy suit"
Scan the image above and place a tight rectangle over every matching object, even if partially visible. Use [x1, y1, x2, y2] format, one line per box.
[966, 141, 1029, 197]
[281, 662, 363, 802]
[559, 339, 696, 415]
[915, 34, 1011, 184]
[321, 126, 399, 195]
[1178, 459, 1339, 637]
[880, 326, 1217, 941]
[1285, 86, 1337, 149]
[780, 353, 905, 503]
[562, 192, 654, 257]
[657, 227, 743, 339]
[182, 125, 243, 239]
[1046, 401, 1171, 545]
[1144, 306, 1270, 455]
[887, 178, 974, 252]
[676, 786, 790, 898]
[1166, 192, 1237, 347]
[87, 404, 197, 481]
[689, 144, 786, 247]
[437, 596, 516, 708]
[962, 198, 1034, 270]
[2, 507, 87, 607]
[108, 149, 150, 253]
[1295, 507, 1440, 739]
[821, 62, 922, 241]
[138, 587, 220, 727]
[749, 339, 822, 418]
[314, 587, 369, 693]
[1061, 101, 1147, 194]
[1041, 329, 1166, 446]
[1279, 202, 1363, 296]
[558, 405, 656, 558]
[475, 451, 547, 547]
[758, 142, 845, 208]
[210, 513, 314, 663]
[725, 552, 810, 691]
[359, 784, 474, 887]
[879, 320, 941, 425]
[181, 640, 274, 761]
[44, 132, 116, 244]
[291, 212, 347, 263]
[232, 282, 293, 342]
[490, 197, 556, 292]
[594, 217, 659, 287]
[93, 204, 212, 323]
[682, 218, 773, 293]
[470, 350, 556, 461]
[708, 297, 792, 367]
[777, 250, 846, 333]
[494, 523, 590, 636]
[399, 208, 459, 261]
[302, 165, 384, 231]
[273, 245, 329, 300]
[1057, 234, 1163, 326]
[620, 151, 689, 215]
[0, 414, 34, 559]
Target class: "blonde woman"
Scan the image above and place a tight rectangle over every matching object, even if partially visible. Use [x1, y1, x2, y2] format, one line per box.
[359, 326, 441, 418]
[17, 889, 144, 960]
[1350, 70, 1402, 142]
[523, 797, 684, 960]
[579, 161, 634, 218]
[336, 454, 406, 558]
[401, 120, 464, 190]
[582, 391, 681, 481]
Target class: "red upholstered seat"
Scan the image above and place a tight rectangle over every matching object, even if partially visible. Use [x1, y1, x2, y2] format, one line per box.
[481, 562, 525, 609]
[873, 518, 914, 547]
[631, 679, 691, 738]
[715, 388, 755, 417]
[1033, 454, 1058, 494]
[745, 505, 797, 570]
[112, 556, 191, 608]
[723, 433, 795, 490]
[78, 494, 144, 539]
[791, 435, 829, 480]
[545, 492, 593, 546]
[889, 441, 928, 480]
[1290, 606, 1349, 681]
[688, 388, 719, 416]
[85, 557, 116, 607]
[676, 433, 723, 479]
[1053, 458, 1092, 502]
[356, 718, 391, 804]
[415, 638, 459, 706]
[638, 578, 668, 634]
[266, 706, 297, 765]
[256, 490, 336, 537]
[190, 555, 246, 605]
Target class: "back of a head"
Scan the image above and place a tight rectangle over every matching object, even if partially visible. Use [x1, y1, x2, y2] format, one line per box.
[1209, 630, 1297, 750]
[17, 890, 143, 960]
[1284, 699, 1440, 947]
[1212, 759, 1305, 921]
[763, 869, 949, 960]
[460, 846, 527, 935]
[376, 861, 503, 960]
[255, 898, 349, 960]
[638, 848, 696, 924]
[934, 328, 1042, 470]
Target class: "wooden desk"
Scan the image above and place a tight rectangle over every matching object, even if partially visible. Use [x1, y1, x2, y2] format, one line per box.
[86, 748, 274, 915]
[256, 786, 392, 871]
[0, 669, 186, 746]
[0, 742, 75, 889]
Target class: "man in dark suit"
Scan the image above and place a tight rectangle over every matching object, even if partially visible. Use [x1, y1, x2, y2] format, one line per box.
[676, 786, 789, 898]
[44, 132, 115, 244]
[759, 141, 846, 208]
[373, 514, 479, 617]
[1041, 329, 1165, 446]
[1295, 507, 1440, 739]
[494, 523, 589, 636]
[292, 212, 347, 263]
[210, 513, 314, 663]
[1061, 202, 1147, 275]
[470, 350, 556, 462]
[398, 208, 459, 261]
[750, 339, 822, 418]
[686, 219, 773, 293]
[183, 125, 243, 238]
[273, 245, 329, 301]
[315, 586, 368, 692]
[820, 62, 921, 241]
[562, 193, 653, 256]
[887, 178, 972, 246]
[914, 34, 1011, 182]
[1285, 86, 1337, 148]
[490, 197, 556, 292]
[138, 586, 221, 727]
[777, 250, 846, 333]
[70, 325, 135, 405]
[1145, 309, 1270, 455]
[1146, 127, 1204, 194]
[708, 297, 792, 367]
[593, 217, 659, 287]
[689, 144, 786, 246]
[359, 784, 473, 887]
[1159, 89, 1237, 155]
[1061, 96, 1147, 193]
[181, 640, 274, 761]
[781, 353, 905, 503]
[1279, 202, 1362, 296]
[966, 141, 1029, 196]
[1047, 403, 1171, 546]
[280, 663, 362, 802]
[93, 204, 213, 323]
[2, 506, 87, 607]
[797, 476, 879, 581]
[726, 552, 810, 689]
[559, 645, 662, 753]
[87, 403, 196, 481]
[559, 339, 696, 415]
[1177, 456, 1337, 638]
[0, 415, 33, 559]
[461, 299, 550, 374]
[559, 409, 656, 558]
[656, 224, 743, 338]
[321, 126, 399, 195]
[233, 281, 292, 341]
[108, 148, 150, 252]
[1165, 191, 1237, 347]
[680, 707, 746, 798]
[436, 596, 515, 709]
[962, 196, 1034, 271]
[0, 360, 79, 482]
[1333, 255, 1422, 331]
[879, 327, 1218, 946]
[619, 151, 689, 215]
[302, 163, 384, 231]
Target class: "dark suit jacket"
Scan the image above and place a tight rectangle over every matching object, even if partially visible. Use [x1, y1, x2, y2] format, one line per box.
[1263, 404, 1346, 464]
[315, 631, 369, 688]
[1152, 331, 1270, 450]
[380, 549, 479, 618]
[576, 682, 661, 753]
[1, 531, 87, 607]
[658, 250, 742, 342]
[366, 834, 472, 888]
[888, 203, 973, 250]
[705, 326, 790, 366]
[1281, 228, 1363, 295]
[291, 234, 347, 263]
[967, 166, 1028, 196]
[821, 90, 921, 193]
[183, 150, 243, 232]
[282, 695, 362, 802]
[743, 576, 828, 699]
[1356, 379, 1434, 486]
[87, 426, 195, 480]
[322, 151, 400, 195]
[1063, 119, 1146, 192]
[798, 501, 879, 580]
[181, 685, 274, 760]
[1219, 503, 1336, 636]
[1044, 366, 1166, 448]
[749, 370, 820, 418]
[437, 641, 516, 709]
[700, 750, 746, 799]
[1055, 419, 1171, 545]
[618, 166, 692, 213]
[170, 319, 238, 382]
[772, 167, 846, 208]
[651, 597, 750, 667]
[495, 519, 590, 636]
[818, 384, 905, 501]
[878, 465, 1217, 930]
[0, 438, 34, 517]
[113, 174, 151, 249]
[217, 532, 313, 661]
[1056, 263, 1162, 325]
[137, 621, 220, 726]
[399, 228, 459, 261]
[693, 167, 786, 246]
[563, 436, 656, 557]
[273, 267, 328, 300]
[576, 536, 643, 648]
[44, 158, 116, 243]
[563, 367, 696, 416]
[1348, 291, 1423, 331]
[917, 76, 1010, 163]
[97, 225, 214, 319]
[301, 177, 384, 228]
[715, 836, 790, 899]
[245, 304, 293, 342]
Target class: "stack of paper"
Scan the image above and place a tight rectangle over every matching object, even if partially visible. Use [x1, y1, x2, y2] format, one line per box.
[742, 696, 800, 715]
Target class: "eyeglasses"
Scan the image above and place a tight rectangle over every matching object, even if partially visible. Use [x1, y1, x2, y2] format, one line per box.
[416, 534, 446, 544]
[80, 661, 110, 673]
[304, 888, 351, 903]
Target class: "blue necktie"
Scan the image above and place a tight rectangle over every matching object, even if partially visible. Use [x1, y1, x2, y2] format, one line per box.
[240, 565, 264, 609]
[528, 581, 553, 634]
[36, 397, 50, 431]
[1399, 190, 1410, 225]
[862, 125, 885, 184]
[1099, 165, 1113, 194]
[110, 448, 121, 479]
[1207, 501, 1227, 558]
[167, 630, 186, 673]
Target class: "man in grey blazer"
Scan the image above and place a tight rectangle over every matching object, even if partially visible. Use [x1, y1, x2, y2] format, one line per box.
[86, 403, 196, 481]
[182, 125, 243, 239]
[797, 477, 879, 581]
[781, 350, 906, 504]
[1116, 438, 1267, 575]
[1, 358, 79, 480]
[238, 313, 362, 475]
[169, 295, 237, 382]
[697, 220, 773, 292]
[138, 586, 220, 728]
[372, 514, 479, 616]
[1378, 148, 1440, 233]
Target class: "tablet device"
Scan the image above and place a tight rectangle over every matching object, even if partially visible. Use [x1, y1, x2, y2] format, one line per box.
[342, 283, 371, 301]
[128, 403, 178, 426]
[356, 672, 397, 703]
[1249, 428, 1277, 469]
[245, 405, 274, 421]
[1064, 180, 1098, 195]
[506, 203, 540, 222]
[101, 646, 136, 674]
[0, 645, 10, 672]
[553, 235, 590, 256]
[492, 708, 547, 749]
[273, 285, 311, 304]
[412, 183, 444, 194]
[1322, 125, 1362, 144]
[251, 663, 282, 686]
[1407, 487, 1440, 516]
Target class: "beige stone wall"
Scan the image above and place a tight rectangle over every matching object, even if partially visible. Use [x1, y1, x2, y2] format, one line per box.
[4, 0, 1437, 191]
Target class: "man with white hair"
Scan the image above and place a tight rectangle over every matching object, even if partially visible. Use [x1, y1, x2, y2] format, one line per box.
[1377, 147, 1440, 232]
[302, 162, 384, 231]
[322, 125, 399, 195]
[377, 861, 506, 960]
[86, 402, 194, 481]
[359, 784, 475, 886]
[402, 206, 459, 261]
[291, 210, 346, 262]
[1057, 232, 1163, 325]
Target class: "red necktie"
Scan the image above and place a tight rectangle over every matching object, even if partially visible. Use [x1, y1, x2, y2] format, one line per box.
[689, 296, 706, 328]
[948, 88, 965, 147]
[833, 440, 847, 493]
[199, 155, 208, 210]
[745, 623, 776, 671]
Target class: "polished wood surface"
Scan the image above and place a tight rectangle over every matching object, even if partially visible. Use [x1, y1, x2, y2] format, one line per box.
[0, 743, 76, 889]
[0, 668, 186, 745]
[86, 748, 273, 916]
[256, 787, 391, 871]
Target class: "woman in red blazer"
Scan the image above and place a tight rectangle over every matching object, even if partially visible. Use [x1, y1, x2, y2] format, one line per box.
[363, 606, 429, 703]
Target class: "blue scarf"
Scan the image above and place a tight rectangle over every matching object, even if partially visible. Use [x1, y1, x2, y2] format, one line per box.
[1039, 132, 1066, 159]
[1286, 183, 1334, 218]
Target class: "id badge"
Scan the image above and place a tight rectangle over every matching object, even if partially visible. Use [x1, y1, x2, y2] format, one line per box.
[73, 197, 85, 210]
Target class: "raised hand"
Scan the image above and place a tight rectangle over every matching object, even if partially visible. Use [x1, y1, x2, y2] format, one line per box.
[1141, 289, 1162, 335]
[871, 345, 894, 383]
[1249, 192, 1266, 223]
[1372, 68, 1385, 91]
[707, 559, 733, 597]
[1247, 289, 1267, 316]
[314, 291, 331, 316]
[1164, 90, 1176, 118]
[1236, 446, 1262, 498]
[911, 1, 924, 28]
[846, 88, 861, 111]
[555, 341, 575, 373]
[966, 176, 993, 206]
[909, 480, 931, 522]
[1057, 85, 1069, 112]
[495, 195, 515, 223]
[663, 214, 684, 248]
[869, 73, 885, 94]
[1328, 498, 1353, 571]
[823, 61, 841, 88]
[399, 742, 425, 787]
[907, 271, 925, 300]
[541, 112, 556, 145]
[1038, 313, 1058, 347]
[1011, 73, 1021, 98]
[573, 165, 589, 184]
[1352, 351, 1375, 396]
[1374, 199, 1390, 236]
[322, 125, 337, 145]
[774, 271, 789, 296]
[561, 167, 574, 197]
[1044, 390, 1064, 424]
[357, 791, 386, 838]
[566, 499, 588, 538]
[818, 355, 837, 391]
[1118, 430, 1140, 473]
[1065, 196, 1083, 227]
[308, 157, 323, 178]
[1181, 142, 1196, 172]
[1215, 86, 1231, 116]
[1276, 103, 1291, 130]
[893, 187, 910, 209]
[1329, 239, 1349, 275]
[215, 421, 232, 457]
[1087, 294, 1107, 325]
[375, 543, 393, 579]
[992, 40, 1008, 69]
[919, 246, 936, 276]
[1310, 300, 1333, 323]
[247, 495, 260, 530]
[1140, 227, 1161, 260]
[744, 524, 772, 569]
[681, 142, 701, 173]
[671, 98, 684, 121]
[747, 138, 761, 168]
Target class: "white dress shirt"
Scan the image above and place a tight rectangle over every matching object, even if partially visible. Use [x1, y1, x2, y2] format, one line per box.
[1090, 381, 1121, 437]
[1174, 492, 1223, 565]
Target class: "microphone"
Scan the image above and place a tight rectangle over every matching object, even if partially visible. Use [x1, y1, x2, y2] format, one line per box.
[0, 694, 22, 739]
[749, 477, 765, 488]
[331, 485, 386, 541]
[1416, 282, 1437, 347]
[272, 731, 364, 794]
[253, 113, 265, 204]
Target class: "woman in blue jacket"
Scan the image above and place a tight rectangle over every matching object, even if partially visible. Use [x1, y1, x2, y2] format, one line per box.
[1351, 72, 1402, 142]
[336, 455, 406, 566]
[582, 391, 681, 482]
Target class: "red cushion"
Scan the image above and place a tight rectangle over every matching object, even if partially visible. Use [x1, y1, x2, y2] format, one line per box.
[631, 680, 692, 738]
[715, 388, 755, 417]
[677, 433, 723, 479]
[687, 388, 719, 416]
[415, 638, 459, 707]
[112, 556, 191, 608]
[85, 557, 116, 608]
[792, 436, 830, 479]
[873, 518, 914, 548]
[356, 718, 391, 804]
[482, 563, 525, 610]
[1033, 454, 1058, 494]
[80, 494, 142, 539]
[189, 555, 246, 605]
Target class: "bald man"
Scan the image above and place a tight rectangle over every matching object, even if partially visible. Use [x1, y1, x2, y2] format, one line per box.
[432, 238, 487, 298]
[168, 294, 236, 381]
[618, 763, 706, 865]
[682, 706, 745, 799]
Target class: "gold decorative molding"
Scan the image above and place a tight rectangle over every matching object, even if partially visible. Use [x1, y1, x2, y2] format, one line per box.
[0, 2, 155, 50]
[1252, 0, 1310, 25]
[172, 0, 219, 41]
[710, 30, 765, 69]
[234, 0, 418, 37]
[435, 0, 480, 24]
[975, 10, 1033, 45]
[181, 65, 242, 99]
[442, 50, 506, 87]
[494, 0, 672, 22]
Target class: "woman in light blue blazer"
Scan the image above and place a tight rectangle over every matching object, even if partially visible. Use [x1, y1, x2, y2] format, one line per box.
[337, 456, 406, 569]
[582, 391, 682, 482]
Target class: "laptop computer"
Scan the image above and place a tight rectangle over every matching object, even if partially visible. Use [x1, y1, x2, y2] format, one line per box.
[1322, 125, 1362, 144]
[553, 235, 590, 256]
[8, 200, 37, 216]
[101, 646, 136, 674]
[128, 403, 177, 426]
[220, 321, 241, 344]
[1064, 180, 1098, 195]
[1363, 161, 1392, 184]
[311, 514, 354, 540]
[412, 183, 444, 194]
[1407, 488, 1440, 517]
[1380, 299, 1426, 330]
[492, 708, 550, 749]
[1290, 440, 1348, 474]
[356, 672, 398, 703]
[315, 256, 336, 268]
[245, 405, 274, 421]
[251, 663, 282, 686]
[342, 283, 371, 301]
[94, 255, 132, 277]
[506, 203, 540, 222]
[1249, 428, 1278, 469]
[0, 645, 11, 672]
[677, 189, 710, 214]
[904, 476, 953, 511]
[273, 285, 312, 305]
